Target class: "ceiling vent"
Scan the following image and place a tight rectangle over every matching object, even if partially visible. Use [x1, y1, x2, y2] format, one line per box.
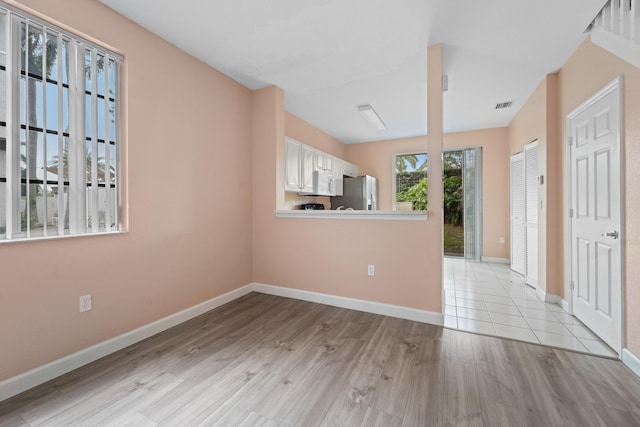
[495, 101, 513, 110]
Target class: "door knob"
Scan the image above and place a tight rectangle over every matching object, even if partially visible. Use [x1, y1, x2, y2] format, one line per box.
[601, 230, 619, 239]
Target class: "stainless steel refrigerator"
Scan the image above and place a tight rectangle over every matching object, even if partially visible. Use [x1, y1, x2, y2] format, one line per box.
[331, 175, 377, 210]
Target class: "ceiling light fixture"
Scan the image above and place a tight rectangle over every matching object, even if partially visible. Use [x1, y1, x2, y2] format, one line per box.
[358, 104, 387, 131]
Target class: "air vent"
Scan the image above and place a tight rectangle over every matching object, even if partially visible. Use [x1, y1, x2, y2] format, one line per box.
[495, 101, 513, 110]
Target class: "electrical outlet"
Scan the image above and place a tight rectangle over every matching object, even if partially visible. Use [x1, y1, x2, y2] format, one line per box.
[367, 265, 375, 276]
[499, 237, 505, 244]
[79, 294, 92, 312]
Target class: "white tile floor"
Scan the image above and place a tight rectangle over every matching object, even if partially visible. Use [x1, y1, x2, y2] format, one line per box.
[443, 257, 618, 358]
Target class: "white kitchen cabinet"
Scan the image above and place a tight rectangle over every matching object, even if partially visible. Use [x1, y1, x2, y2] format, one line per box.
[333, 159, 344, 196]
[285, 137, 301, 192]
[285, 136, 357, 195]
[285, 137, 321, 193]
[342, 161, 359, 177]
[315, 150, 334, 172]
[325, 155, 334, 172]
[301, 145, 315, 192]
[315, 151, 325, 171]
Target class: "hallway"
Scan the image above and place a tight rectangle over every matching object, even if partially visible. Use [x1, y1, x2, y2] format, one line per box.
[443, 258, 617, 357]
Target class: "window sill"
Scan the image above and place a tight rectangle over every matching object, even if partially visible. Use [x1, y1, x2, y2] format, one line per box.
[275, 210, 428, 221]
[0, 230, 128, 245]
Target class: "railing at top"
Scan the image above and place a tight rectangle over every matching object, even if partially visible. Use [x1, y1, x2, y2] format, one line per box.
[592, 0, 640, 44]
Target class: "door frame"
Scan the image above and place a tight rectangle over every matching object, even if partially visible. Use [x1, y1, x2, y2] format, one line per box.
[565, 75, 624, 355]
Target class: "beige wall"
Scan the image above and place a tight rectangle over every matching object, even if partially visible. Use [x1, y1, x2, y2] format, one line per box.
[345, 136, 427, 211]
[507, 37, 640, 354]
[6, 1, 638, 390]
[1, 0, 254, 381]
[444, 128, 510, 260]
[508, 77, 551, 295]
[557, 38, 640, 354]
[346, 128, 509, 260]
[251, 46, 444, 313]
[252, 87, 443, 313]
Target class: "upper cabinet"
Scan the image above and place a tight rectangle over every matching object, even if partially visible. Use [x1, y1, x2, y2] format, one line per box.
[285, 137, 316, 193]
[301, 144, 315, 193]
[342, 160, 359, 178]
[315, 151, 334, 172]
[285, 137, 301, 192]
[284, 136, 358, 195]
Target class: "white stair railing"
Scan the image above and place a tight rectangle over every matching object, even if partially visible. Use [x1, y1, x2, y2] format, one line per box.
[590, 0, 640, 69]
[592, 0, 640, 44]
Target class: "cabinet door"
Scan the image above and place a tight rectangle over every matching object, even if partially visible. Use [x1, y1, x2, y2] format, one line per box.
[315, 150, 325, 171]
[285, 137, 301, 192]
[301, 145, 315, 192]
[334, 159, 344, 196]
[343, 161, 359, 177]
[324, 155, 334, 172]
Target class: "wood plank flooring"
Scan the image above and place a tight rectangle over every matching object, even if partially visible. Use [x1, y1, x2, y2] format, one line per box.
[1, 292, 640, 426]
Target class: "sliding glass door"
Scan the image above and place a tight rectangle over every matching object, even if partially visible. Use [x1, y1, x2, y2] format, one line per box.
[443, 147, 482, 260]
[463, 148, 482, 260]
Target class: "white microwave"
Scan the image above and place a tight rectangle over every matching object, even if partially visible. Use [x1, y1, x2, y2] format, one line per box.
[298, 170, 335, 196]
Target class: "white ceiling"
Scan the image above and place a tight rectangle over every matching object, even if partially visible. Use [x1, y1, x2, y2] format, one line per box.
[98, 0, 606, 144]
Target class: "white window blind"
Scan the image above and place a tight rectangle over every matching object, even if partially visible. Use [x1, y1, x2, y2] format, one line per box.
[0, 4, 122, 241]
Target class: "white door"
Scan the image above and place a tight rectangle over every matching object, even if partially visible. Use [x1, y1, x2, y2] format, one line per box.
[510, 152, 526, 275]
[525, 142, 539, 288]
[568, 77, 622, 353]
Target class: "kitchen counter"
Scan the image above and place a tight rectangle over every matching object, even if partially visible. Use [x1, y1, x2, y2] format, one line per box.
[274, 210, 428, 221]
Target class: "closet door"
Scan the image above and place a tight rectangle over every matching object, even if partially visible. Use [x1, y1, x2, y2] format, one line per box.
[524, 141, 539, 288]
[510, 153, 526, 275]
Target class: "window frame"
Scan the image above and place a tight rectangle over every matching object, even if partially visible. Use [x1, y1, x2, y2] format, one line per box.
[392, 151, 428, 211]
[0, 3, 123, 242]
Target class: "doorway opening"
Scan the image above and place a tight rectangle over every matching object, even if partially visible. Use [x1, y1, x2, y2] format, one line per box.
[443, 148, 482, 260]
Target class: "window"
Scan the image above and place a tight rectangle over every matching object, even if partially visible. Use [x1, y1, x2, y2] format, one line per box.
[0, 5, 122, 241]
[393, 152, 427, 211]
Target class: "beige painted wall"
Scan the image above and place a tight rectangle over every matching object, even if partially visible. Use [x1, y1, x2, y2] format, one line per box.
[444, 128, 510, 260]
[252, 88, 443, 313]
[507, 37, 640, 354]
[1, 0, 254, 381]
[508, 77, 550, 295]
[346, 128, 510, 260]
[557, 38, 640, 354]
[345, 136, 427, 211]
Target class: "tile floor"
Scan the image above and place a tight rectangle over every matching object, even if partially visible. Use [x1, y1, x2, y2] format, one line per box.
[443, 257, 618, 358]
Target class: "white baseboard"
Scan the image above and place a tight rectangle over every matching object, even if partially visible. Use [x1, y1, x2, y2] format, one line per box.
[560, 298, 570, 312]
[480, 257, 509, 264]
[252, 283, 444, 326]
[532, 287, 565, 307]
[0, 284, 254, 403]
[622, 348, 640, 378]
[1, 282, 444, 403]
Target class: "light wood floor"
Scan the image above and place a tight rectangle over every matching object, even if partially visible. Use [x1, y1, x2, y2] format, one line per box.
[1, 293, 640, 426]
